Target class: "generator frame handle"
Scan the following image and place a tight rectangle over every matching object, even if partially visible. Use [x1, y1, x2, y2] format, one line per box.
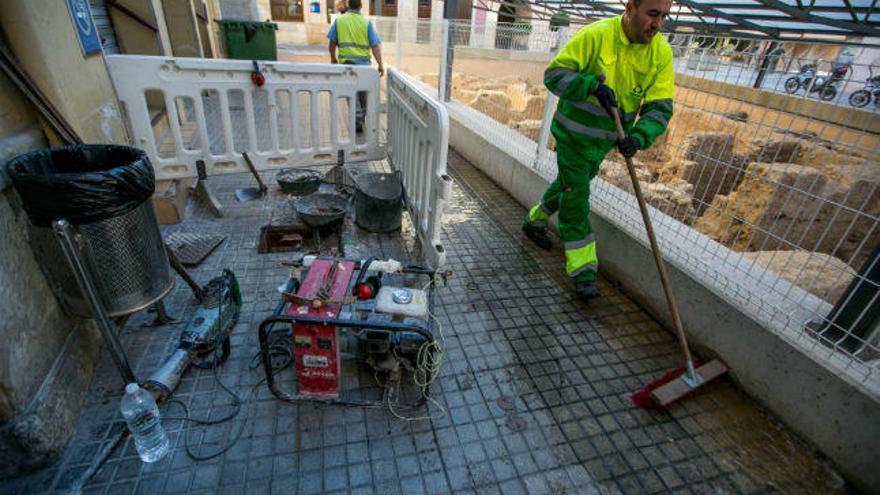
[257, 314, 437, 407]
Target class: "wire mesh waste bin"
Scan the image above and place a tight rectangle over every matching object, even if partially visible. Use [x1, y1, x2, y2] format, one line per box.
[6, 145, 173, 318]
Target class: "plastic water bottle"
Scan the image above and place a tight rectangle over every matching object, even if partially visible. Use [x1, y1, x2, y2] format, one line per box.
[120, 383, 170, 463]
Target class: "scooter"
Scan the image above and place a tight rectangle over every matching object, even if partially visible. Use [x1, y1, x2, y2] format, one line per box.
[849, 73, 880, 108]
[784, 62, 849, 101]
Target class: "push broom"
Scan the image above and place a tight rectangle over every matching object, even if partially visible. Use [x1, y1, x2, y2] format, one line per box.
[600, 94, 727, 407]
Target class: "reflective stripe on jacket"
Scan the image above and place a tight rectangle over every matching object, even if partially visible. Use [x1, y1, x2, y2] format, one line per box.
[336, 12, 371, 63]
[544, 16, 674, 161]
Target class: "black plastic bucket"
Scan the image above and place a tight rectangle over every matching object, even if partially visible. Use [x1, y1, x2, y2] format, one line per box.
[354, 172, 402, 233]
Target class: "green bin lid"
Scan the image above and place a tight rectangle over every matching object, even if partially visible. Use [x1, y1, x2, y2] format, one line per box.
[216, 19, 278, 30]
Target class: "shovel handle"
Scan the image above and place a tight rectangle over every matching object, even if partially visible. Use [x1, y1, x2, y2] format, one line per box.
[600, 98, 697, 379]
[242, 152, 267, 193]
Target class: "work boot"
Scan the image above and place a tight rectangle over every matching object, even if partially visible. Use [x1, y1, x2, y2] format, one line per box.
[522, 221, 552, 250]
[574, 280, 600, 301]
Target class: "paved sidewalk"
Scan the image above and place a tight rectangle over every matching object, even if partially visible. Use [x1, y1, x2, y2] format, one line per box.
[0, 151, 850, 495]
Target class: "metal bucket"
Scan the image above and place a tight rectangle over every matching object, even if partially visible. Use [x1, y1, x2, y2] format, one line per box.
[293, 192, 349, 227]
[28, 201, 173, 317]
[354, 173, 402, 233]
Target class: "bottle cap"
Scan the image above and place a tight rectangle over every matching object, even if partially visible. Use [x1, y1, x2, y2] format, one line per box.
[125, 383, 140, 394]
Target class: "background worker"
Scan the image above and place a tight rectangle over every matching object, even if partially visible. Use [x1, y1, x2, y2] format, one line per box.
[327, 0, 384, 132]
[335, 0, 347, 14]
[522, 0, 675, 301]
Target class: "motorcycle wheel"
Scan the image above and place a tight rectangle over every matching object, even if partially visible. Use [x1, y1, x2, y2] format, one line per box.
[820, 86, 837, 101]
[849, 90, 871, 108]
[784, 77, 800, 94]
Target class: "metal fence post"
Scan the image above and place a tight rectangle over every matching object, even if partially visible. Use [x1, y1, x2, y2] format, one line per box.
[439, 20, 450, 101]
[395, 17, 401, 70]
[533, 93, 556, 170]
[533, 29, 565, 170]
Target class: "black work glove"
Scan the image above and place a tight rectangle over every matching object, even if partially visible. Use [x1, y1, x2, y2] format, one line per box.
[617, 135, 640, 158]
[593, 83, 617, 112]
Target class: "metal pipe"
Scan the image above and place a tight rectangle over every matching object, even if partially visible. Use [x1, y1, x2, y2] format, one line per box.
[106, 0, 160, 33]
[52, 219, 136, 385]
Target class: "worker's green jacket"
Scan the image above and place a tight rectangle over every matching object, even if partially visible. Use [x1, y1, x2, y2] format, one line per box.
[544, 15, 674, 160]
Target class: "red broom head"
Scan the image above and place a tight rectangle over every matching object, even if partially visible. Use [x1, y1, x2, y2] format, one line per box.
[628, 366, 687, 409]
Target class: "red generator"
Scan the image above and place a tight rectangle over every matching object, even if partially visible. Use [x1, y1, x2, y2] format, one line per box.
[289, 259, 355, 398]
[257, 257, 447, 409]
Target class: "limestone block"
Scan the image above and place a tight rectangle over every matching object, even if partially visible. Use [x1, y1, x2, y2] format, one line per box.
[697, 160, 878, 270]
[600, 159, 695, 224]
[528, 85, 547, 96]
[519, 95, 545, 121]
[499, 75, 528, 85]
[682, 132, 747, 213]
[741, 251, 855, 303]
[416, 73, 439, 87]
[782, 177, 880, 270]
[746, 137, 802, 164]
[476, 83, 512, 92]
[503, 84, 529, 110]
[451, 88, 477, 103]
[694, 162, 827, 252]
[467, 90, 513, 124]
[510, 119, 542, 141]
[458, 76, 491, 93]
[642, 180, 697, 225]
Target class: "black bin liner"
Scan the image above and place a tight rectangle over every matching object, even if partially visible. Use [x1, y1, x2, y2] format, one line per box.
[5, 144, 155, 227]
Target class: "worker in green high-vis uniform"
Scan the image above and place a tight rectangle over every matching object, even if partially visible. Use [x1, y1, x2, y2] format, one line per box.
[328, 0, 384, 132]
[522, 0, 675, 301]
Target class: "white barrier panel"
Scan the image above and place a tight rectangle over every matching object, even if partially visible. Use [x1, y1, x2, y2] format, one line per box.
[106, 55, 385, 180]
[387, 69, 452, 268]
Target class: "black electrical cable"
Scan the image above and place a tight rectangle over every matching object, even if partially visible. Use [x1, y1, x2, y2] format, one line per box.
[163, 355, 248, 461]
[161, 291, 250, 461]
[67, 277, 295, 488]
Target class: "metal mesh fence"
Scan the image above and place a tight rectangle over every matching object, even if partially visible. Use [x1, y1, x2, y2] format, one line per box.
[373, 17, 444, 91]
[640, 37, 880, 383]
[394, 17, 879, 385]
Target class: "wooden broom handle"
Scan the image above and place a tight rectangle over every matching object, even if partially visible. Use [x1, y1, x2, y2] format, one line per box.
[607, 107, 697, 378]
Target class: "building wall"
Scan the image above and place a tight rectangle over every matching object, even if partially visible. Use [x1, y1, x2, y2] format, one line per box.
[219, 0, 257, 19]
[107, 0, 168, 55]
[162, 0, 204, 56]
[0, 0, 128, 474]
[0, 1, 128, 144]
[224, 0, 452, 47]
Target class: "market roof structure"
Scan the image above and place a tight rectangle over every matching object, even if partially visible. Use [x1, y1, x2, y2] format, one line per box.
[490, 0, 880, 39]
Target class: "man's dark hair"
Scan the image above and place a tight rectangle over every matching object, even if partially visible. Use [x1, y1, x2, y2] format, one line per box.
[349, 0, 362, 10]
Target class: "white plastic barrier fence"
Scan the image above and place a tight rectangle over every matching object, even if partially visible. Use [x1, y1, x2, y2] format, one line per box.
[106, 55, 385, 180]
[387, 69, 453, 269]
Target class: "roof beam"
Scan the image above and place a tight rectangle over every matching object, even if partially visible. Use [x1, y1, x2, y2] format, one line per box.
[867, 0, 878, 21]
[507, 0, 878, 37]
[675, 0, 779, 35]
[757, 0, 880, 35]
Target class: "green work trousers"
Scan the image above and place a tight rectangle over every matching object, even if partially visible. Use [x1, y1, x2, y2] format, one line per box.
[527, 135, 600, 282]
